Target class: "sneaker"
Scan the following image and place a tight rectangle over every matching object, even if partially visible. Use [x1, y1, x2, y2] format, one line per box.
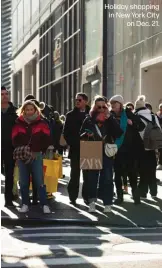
[43, 205, 51, 214]
[19, 204, 29, 213]
[157, 164, 162, 170]
[89, 202, 96, 213]
[104, 205, 112, 213]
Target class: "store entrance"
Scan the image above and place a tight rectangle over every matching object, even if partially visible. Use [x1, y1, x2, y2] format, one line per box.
[51, 82, 62, 113]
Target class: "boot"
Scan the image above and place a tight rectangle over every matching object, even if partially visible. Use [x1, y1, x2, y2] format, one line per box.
[132, 188, 141, 205]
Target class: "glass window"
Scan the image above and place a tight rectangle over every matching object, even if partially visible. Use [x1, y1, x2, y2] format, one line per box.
[54, 6, 62, 36]
[31, 0, 39, 23]
[12, 10, 17, 48]
[84, 0, 102, 63]
[12, 0, 18, 11]
[17, 0, 23, 42]
[23, 0, 31, 33]
[40, 0, 50, 12]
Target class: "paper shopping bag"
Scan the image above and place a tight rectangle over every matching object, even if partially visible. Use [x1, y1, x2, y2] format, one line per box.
[80, 141, 103, 170]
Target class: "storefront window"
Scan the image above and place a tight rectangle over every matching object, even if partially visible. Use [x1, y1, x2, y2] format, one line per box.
[84, 0, 103, 63]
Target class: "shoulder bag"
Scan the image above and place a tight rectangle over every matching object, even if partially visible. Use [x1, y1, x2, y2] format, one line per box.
[95, 124, 118, 157]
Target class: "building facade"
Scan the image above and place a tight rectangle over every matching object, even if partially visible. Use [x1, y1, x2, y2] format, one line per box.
[11, 0, 105, 113]
[105, 0, 162, 111]
[1, 0, 12, 90]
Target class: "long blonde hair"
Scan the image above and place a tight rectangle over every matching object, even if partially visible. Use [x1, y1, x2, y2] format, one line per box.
[17, 100, 41, 116]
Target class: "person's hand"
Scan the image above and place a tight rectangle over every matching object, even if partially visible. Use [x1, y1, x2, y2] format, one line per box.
[127, 119, 133, 125]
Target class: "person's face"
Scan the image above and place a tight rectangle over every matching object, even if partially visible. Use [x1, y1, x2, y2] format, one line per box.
[1, 90, 9, 104]
[75, 96, 87, 109]
[24, 105, 36, 117]
[95, 101, 107, 113]
[111, 101, 122, 113]
[159, 107, 162, 114]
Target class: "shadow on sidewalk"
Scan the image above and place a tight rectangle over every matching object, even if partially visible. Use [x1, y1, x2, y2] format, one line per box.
[1, 163, 162, 227]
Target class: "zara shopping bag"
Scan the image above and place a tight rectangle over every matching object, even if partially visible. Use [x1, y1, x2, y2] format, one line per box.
[80, 141, 103, 170]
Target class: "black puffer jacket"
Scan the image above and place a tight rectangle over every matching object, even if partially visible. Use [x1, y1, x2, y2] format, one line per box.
[80, 114, 123, 143]
[1, 102, 17, 150]
[111, 108, 145, 153]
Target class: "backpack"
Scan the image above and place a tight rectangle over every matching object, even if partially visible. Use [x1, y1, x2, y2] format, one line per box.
[139, 114, 162, 150]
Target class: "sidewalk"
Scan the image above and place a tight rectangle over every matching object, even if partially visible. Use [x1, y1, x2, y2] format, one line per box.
[1, 159, 162, 227]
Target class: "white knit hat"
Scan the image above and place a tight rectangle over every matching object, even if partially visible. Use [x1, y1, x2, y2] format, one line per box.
[159, 103, 162, 109]
[135, 95, 146, 110]
[109, 95, 124, 105]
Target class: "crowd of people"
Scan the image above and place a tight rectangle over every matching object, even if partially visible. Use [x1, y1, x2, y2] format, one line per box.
[1, 85, 162, 214]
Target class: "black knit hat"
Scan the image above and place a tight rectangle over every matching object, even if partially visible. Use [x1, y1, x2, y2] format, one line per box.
[24, 94, 35, 101]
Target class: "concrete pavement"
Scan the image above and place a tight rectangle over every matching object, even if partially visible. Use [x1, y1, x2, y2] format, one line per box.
[1, 225, 162, 267]
[1, 158, 162, 227]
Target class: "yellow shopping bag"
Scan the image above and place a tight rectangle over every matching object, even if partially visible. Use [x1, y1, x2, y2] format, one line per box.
[29, 160, 59, 193]
[43, 159, 59, 193]
[13, 165, 19, 196]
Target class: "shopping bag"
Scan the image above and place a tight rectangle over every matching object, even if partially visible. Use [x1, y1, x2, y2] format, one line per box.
[80, 141, 103, 170]
[43, 159, 59, 193]
[13, 165, 19, 196]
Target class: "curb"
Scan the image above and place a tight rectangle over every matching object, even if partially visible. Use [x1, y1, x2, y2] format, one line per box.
[1, 216, 162, 228]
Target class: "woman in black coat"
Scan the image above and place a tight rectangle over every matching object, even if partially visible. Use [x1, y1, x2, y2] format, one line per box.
[109, 95, 145, 205]
[80, 96, 123, 213]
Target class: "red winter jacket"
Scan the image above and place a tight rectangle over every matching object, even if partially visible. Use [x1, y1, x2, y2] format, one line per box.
[12, 115, 51, 153]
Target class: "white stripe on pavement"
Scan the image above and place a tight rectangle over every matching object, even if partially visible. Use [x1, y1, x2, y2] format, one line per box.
[13, 232, 162, 238]
[2, 253, 162, 267]
[10, 226, 162, 232]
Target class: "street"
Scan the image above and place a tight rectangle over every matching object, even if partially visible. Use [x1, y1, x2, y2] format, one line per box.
[1, 225, 162, 267]
[1, 159, 162, 267]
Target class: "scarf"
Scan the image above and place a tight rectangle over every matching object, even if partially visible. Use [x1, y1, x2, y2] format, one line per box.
[96, 113, 106, 123]
[23, 112, 39, 124]
[115, 109, 127, 148]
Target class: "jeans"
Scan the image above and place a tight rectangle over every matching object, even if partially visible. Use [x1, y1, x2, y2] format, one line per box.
[18, 155, 47, 206]
[88, 155, 114, 206]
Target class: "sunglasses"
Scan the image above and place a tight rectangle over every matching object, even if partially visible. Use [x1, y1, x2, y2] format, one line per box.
[97, 106, 106, 109]
[75, 99, 82, 102]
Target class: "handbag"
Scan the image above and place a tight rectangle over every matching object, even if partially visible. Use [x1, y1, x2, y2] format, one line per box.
[95, 124, 118, 157]
[13, 135, 33, 162]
